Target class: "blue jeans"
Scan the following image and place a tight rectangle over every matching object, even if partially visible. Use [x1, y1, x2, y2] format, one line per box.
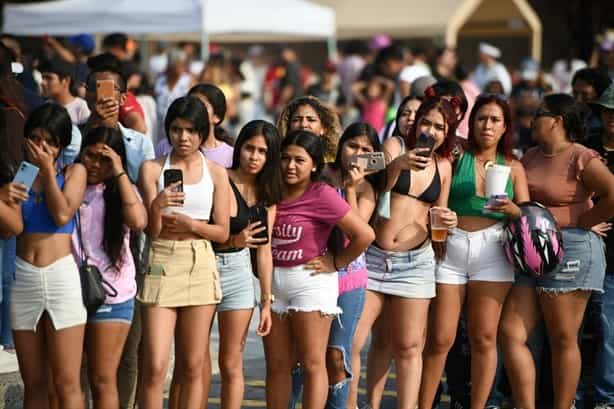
[0, 237, 15, 347]
[576, 273, 614, 408]
[593, 274, 614, 404]
[289, 287, 366, 409]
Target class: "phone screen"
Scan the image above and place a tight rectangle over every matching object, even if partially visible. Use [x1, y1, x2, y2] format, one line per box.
[163, 169, 183, 192]
[250, 206, 269, 243]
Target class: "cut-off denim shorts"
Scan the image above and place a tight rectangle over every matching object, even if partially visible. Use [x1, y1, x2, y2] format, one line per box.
[515, 228, 606, 293]
[216, 248, 256, 312]
[88, 298, 135, 324]
[366, 243, 436, 299]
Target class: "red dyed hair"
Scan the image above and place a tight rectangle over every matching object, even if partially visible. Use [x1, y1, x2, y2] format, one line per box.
[467, 94, 515, 159]
[405, 97, 458, 160]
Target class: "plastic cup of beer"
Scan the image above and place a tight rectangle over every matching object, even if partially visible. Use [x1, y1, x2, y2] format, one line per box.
[430, 208, 448, 242]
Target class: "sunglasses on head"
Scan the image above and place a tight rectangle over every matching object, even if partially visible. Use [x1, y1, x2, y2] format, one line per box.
[477, 92, 508, 102]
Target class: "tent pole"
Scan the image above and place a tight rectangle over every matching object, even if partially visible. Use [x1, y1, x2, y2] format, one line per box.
[327, 35, 338, 62]
[200, 0, 210, 62]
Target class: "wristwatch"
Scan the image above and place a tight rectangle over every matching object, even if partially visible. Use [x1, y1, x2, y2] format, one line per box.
[261, 293, 275, 303]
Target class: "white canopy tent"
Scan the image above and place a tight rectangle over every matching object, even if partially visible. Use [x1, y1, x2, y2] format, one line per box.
[3, 0, 337, 59]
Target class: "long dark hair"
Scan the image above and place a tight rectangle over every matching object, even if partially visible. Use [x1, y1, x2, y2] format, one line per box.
[188, 83, 234, 145]
[467, 93, 515, 159]
[406, 97, 458, 160]
[542, 93, 587, 142]
[281, 130, 326, 181]
[331, 122, 385, 192]
[231, 120, 283, 206]
[79, 126, 128, 270]
[392, 95, 422, 137]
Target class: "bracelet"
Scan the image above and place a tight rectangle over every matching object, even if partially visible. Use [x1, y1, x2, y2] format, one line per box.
[115, 171, 127, 180]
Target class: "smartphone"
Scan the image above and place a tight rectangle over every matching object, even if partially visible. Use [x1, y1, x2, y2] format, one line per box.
[12, 161, 39, 193]
[163, 169, 183, 192]
[483, 193, 508, 213]
[415, 132, 436, 157]
[250, 206, 269, 244]
[96, 79, 115, 101]
[349, 152, 386, 171]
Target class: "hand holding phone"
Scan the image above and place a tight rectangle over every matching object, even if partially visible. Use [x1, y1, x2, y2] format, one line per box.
[249, 206, 269, 245]
[349, 152, 386, 171]
[158, 169, 184, 208]
[96, 79, 115, 102]
[483, 193, 508, 214]
[415, 132, 436, 157]
[13, 161, 39, 193]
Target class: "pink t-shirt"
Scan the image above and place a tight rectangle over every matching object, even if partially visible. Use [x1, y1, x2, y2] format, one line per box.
[272, 182, 351, 268]
[72, 184, 139, 304]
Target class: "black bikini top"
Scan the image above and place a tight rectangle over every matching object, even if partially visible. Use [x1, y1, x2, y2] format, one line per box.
[390, 136, 441, 204]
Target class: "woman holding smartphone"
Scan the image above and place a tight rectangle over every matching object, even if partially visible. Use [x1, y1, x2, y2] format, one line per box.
[138, 96, 230, 408]
[348, 97, 459, 409]
[211, 119, 282, 408]
[419, 94, 529, 409]
[264, 130, 374, 409]
[75, 126, 147, 408]
[9, 103, 87, 409]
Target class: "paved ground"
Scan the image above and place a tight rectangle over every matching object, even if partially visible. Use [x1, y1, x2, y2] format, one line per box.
[0, 307, 449, 408]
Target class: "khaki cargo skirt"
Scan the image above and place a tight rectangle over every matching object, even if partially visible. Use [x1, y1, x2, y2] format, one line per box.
[137, 239, 221, 307]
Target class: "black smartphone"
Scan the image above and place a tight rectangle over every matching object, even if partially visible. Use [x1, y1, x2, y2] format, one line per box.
[415, 132, 436, 157]
[163, 169, 183, 192]
[250, 206, 269, 244]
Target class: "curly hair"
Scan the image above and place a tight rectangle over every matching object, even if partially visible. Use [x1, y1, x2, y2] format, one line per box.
[276, 96, 341, 161]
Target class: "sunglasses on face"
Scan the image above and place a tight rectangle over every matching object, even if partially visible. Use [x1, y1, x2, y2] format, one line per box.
[533, 107, 558, 120]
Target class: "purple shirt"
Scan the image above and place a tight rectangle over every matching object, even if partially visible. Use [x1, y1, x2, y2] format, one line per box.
[72, 184, 139, 304]
[155, 139, 234, 169]
[272, 183, 350, 268]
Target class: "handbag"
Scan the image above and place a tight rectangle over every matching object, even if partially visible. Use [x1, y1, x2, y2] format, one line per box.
[75, 210, 118, 314]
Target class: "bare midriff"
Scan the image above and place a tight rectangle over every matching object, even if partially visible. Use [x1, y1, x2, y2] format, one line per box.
[373, 193, 430, 252]
[17, 233, 72, 267]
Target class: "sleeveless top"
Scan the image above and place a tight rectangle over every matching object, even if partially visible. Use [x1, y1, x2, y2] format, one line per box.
[22, 174, 75, 234]
[157, 151, 214, 220]
[448, 151, 514, 221]
[390, 136, 441, 204]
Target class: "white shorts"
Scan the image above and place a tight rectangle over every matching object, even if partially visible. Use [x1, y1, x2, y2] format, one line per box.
[11, 255, 87, 331]
[436, 222, 514, 285]
[272, 264, 342, 316]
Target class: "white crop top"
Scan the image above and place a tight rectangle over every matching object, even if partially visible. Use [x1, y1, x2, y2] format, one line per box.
[157, 151, 214, 220]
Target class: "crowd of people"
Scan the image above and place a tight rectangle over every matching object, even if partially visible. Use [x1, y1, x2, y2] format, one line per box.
[0, 29, 613, 409]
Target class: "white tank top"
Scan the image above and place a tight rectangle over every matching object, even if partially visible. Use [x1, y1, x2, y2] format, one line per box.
[157, 151, 214, 220]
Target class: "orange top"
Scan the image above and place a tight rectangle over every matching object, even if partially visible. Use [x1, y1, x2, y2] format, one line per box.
[522, 143, 600, 228]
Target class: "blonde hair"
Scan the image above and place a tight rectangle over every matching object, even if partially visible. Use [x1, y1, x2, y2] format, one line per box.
[276, 96, 341, 161]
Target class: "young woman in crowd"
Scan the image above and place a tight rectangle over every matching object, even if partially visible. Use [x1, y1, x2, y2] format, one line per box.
[9, 103, 87, 409]
[419, 94, 529, 409]
[321, 122, 382, 407]
[138, 96, 230, 408]
[277, 95, 342, 162]
[75, 126, 147, 408]
[156, 83, 234, 167]
[500, 94, 614, 409]
[212, 119, 282, 408]
[264, 130, 374, 409]
[362, 94, 424, 406]
[348, 97, 459, 409]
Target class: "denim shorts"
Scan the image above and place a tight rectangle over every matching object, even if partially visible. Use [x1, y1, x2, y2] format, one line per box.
[216, 248, 256, 312]
[366, 243, 436, 298]
[515, 228, 606, 293]
[89, 298, 135, 324]
[328, 287, 365, 378]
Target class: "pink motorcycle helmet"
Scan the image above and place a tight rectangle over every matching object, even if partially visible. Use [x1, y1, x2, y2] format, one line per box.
[504, 202, 564, 278]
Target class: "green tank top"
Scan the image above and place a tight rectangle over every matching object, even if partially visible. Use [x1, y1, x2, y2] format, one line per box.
[448, 151, 514, 220]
